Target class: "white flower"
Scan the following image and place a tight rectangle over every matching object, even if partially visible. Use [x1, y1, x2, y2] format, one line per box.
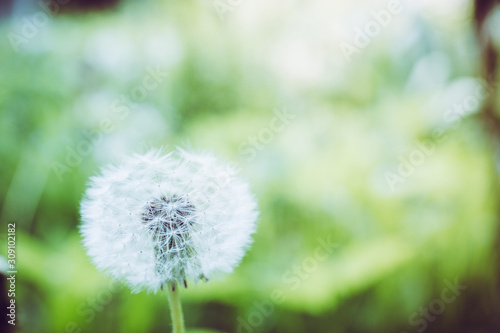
[80, 148, 259, 293]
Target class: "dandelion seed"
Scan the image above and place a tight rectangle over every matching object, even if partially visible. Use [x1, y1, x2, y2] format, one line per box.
[80, 147, 259, 293]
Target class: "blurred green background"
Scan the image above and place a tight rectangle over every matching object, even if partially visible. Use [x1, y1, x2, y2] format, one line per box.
[1, 0, 500, 332]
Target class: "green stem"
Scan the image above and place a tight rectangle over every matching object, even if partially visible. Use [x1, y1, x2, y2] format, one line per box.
[167, 283, 185, 333]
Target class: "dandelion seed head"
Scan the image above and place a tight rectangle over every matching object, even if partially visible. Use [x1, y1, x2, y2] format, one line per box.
[80, 148, 259, 293]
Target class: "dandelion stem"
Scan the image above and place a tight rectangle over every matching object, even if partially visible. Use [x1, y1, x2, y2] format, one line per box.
[167, 282, 185, 333]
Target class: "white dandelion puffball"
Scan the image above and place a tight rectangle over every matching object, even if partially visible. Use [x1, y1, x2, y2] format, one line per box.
[80, 148, 259, 293]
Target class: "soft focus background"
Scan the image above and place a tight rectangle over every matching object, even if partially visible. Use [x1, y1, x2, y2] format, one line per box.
[1, 0, 500, 332]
